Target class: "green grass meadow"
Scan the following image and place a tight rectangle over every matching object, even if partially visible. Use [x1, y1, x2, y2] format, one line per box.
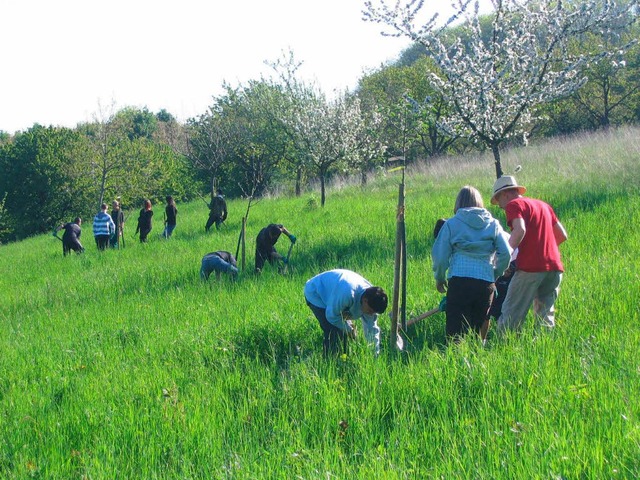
[1, 127, 639, 478]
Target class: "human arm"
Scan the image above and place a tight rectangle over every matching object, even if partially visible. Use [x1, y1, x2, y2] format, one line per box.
[360, 314, 381, 355]
[325, 294, 356, 334]
[553, 221, 568, 245]
[508, 217, 526, 249]
[494, 226, 512, 279]
[431, 223, 452, 293]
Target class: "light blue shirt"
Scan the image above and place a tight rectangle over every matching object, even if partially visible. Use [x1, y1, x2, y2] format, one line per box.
[432, 208, 511, 283]
[304, 269, 381, 352]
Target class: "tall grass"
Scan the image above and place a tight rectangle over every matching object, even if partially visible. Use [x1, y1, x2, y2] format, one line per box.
[0, 127, 639, 478]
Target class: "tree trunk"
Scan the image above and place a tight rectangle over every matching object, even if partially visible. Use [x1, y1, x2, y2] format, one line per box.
[390, 181, 406, 350]
[295, 167, 302, 197]
[320, 175, 326, 207]
[492, 143, 503, 179]
[360, 168, 367, 186]
[98, 155, 107, 208]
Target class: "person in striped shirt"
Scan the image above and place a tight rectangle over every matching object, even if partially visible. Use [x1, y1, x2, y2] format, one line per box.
[92, 203, 115, 251]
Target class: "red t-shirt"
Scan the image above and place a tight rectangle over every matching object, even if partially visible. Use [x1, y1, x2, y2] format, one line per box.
[506, 197, 564, 272]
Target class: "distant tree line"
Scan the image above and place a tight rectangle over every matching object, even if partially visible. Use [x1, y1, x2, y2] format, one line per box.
[1, 1, 638, 243]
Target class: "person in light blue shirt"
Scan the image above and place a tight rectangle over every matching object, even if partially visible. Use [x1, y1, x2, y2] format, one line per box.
[432, 186, 511, 342]
[304, 269, 388, 357]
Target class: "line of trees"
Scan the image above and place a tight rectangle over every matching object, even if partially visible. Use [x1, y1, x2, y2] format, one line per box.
[1, 0, 638, 243]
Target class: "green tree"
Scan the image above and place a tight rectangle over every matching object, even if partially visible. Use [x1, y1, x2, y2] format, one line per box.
[0, 125, 94, 240]
[358, 56, 459, 162]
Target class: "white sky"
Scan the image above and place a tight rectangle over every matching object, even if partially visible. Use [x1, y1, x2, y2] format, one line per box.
[0, 0, 491, 134]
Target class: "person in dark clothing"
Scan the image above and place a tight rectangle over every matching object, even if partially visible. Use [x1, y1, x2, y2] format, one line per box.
[135, 199, 153, 243]
[205, 189, 227, 232]
[55, 217, 84, 256]
[255, 223, 296, 273]
[110, 199, 125, 248]
[489, 260, 517, 321]
[200, 251, 239, 280]
[163, 195, 178, 238]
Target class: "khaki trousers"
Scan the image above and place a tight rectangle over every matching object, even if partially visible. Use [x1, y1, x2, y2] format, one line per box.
[498, 270, 562, 333]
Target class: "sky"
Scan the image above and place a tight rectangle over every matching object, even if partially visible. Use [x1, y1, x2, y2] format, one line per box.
[0, 0, 490, 134]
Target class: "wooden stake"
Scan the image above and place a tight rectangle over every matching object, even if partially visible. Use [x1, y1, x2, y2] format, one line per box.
[241, 217, 246, 271]
[406, 306, 440, 327]
[390, 181, 406, 351]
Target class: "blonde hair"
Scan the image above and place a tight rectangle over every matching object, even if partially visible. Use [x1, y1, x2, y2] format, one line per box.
[454, 186, 484, 213]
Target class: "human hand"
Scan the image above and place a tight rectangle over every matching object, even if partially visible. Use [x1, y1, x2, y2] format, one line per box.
[436, 281, 447, 294]
[289, 234, 296, 244]
[347, 324, 357, 340]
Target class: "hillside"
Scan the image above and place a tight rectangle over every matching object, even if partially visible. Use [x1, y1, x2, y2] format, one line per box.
[0, 127, 639, 478]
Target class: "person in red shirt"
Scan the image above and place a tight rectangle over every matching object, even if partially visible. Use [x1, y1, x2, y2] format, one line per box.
[490, 176, 568, 333]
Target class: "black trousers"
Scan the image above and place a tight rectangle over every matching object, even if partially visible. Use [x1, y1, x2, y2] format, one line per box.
[205, 213, 223, 231]
[306, 300, 348, 357]
[95, 235, 110, 251]
[445, 276, 494, 339]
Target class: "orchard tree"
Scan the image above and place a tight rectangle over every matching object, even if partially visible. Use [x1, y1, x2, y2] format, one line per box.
[266, 51, 320, 196]
[565, 24, 640, 130]
[358, 55, 459, 161]
[186, 106, 236, 198]
[218, 81, 290, 198]
[349, 95, 387, 185]
[364, 0, 639, 178]
[288, 90, 362, 206]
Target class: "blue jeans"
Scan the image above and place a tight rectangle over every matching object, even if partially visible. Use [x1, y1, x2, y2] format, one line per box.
[200, 254, 238, 280]
[163, 224, 176, 238]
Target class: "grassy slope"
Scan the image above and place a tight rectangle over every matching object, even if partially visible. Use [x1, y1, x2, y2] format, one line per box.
[0, 127, 639, 479]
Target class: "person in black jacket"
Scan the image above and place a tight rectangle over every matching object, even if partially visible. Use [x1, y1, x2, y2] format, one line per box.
[55, 217, 84, 256]
[254, 223, 296, 273]
[200, 251, 238, 280]
[110, 199, 125, 248]
[163, 195, 178, 238]
[205, 189, 227, 232]
[135, 199, 153, 243]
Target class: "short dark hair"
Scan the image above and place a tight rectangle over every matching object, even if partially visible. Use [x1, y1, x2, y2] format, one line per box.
[433, 218, 447, 239]
[363, 286, 388, 314]
[74, 217, 82, 224]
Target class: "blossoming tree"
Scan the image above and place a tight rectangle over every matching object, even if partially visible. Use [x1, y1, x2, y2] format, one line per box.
[364, 0, 638, 177]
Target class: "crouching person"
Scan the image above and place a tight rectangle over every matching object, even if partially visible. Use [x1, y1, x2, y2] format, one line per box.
[55, 217, 85, 256]
[200, 251, 239, 280]
[304, 269, 388, 357]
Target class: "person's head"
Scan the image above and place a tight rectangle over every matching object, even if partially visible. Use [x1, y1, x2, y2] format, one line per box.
[74, 217, 82, 225]
[490, 175, 527, 209]
[454, 186, 484, 213]
[100, 203, 108, 212]
[144, 199, 152, 210]
[268, 224, 283, 239]
[112, 200, 120, 210]
[217, 189, 223, 196]
[166, 195, 174, 205]
[433, 218, 447, 239]
[362, 286, 388, 315]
